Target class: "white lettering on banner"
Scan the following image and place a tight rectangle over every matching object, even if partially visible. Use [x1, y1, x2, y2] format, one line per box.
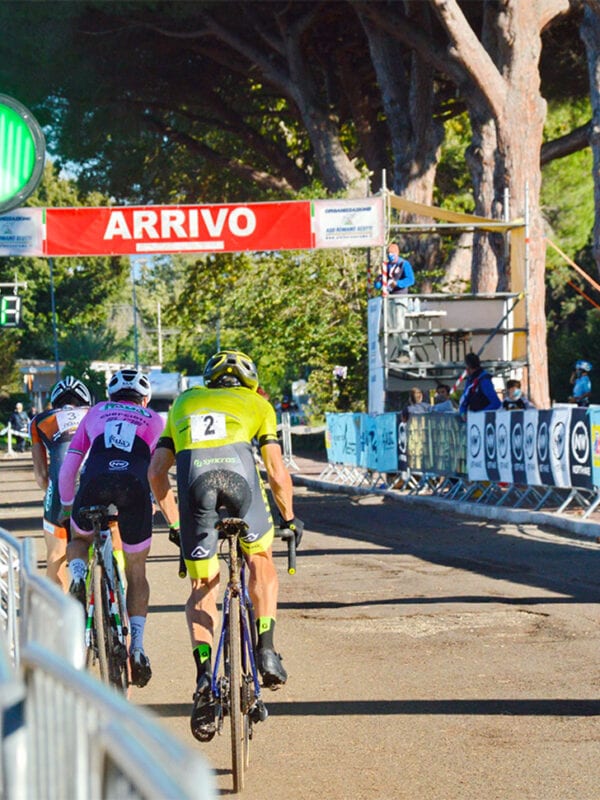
[103, 207, 257, 243]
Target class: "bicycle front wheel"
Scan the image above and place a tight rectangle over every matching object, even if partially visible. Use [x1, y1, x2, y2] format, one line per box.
[109, 557, 129, 694]
[228, 594, 245, 793]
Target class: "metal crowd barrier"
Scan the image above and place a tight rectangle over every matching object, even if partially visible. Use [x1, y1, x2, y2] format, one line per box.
[0, 424, 31, 458]
[322, 410, 600, 519]
[0, 526, 215, 799]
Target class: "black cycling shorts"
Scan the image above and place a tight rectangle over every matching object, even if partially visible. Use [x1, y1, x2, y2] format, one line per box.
[71, 444, 153, 552]
[175, 442, 274, 579]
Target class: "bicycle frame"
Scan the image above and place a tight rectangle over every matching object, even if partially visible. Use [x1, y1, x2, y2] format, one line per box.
[82, 506, 129, 692]
[211, 539, 265, 726]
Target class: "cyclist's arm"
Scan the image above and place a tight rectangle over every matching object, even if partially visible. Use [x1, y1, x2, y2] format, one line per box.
[261, 442, 294, 521]
[148, 442, 179, 526]
[57, 422, 90, 505]
[31, 442, 49, 491]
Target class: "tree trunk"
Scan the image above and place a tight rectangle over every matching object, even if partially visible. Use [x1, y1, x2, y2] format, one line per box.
[580, 2, 600, 275]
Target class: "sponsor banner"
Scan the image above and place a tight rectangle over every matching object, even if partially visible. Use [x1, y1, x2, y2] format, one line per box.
[591, 409, 600, 487]
[0, 207, 44, 256]
[397, 415, 408, 473]
[548, 406, 571, 487]
[569, 408, 592, 489]
[324, 412, 362, 466]
[536, 410, 554, 486]
[484, 412, 500, 483]
[362, 413, 398, 473]
[466, 412, 487, 481]
[367, 297, 385, 414]
[523, 409, 540, 486]
[509, 410, 526, 485]
[45, 201, 313, 256]
[495, 411, 513, 483]
[312, 198, 384, 249]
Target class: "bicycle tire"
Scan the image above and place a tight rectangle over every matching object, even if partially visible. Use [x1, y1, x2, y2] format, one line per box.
[92, 561, 110, 683]
[109, 557, 129, 694]
[228, 593, 245, 793]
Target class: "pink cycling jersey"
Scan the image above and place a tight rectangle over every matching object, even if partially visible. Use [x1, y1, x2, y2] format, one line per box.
[59, 400, 164, 505]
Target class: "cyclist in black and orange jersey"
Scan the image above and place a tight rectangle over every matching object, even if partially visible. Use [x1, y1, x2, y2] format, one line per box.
[148, 350, 304, 742]
[30, 376, 91, 590]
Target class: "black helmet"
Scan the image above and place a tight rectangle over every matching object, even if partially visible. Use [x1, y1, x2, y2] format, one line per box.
[203, 350, 259, 391]
[50, 376, 92, 408]
[107, 369, 152, 400]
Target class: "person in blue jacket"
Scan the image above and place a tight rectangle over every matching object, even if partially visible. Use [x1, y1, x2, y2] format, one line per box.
[384, 242, 415, 294]
[568, 360, 592, 407]
[459, 352, 501, 418]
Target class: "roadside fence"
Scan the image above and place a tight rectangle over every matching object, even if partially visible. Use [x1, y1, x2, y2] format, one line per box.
[0, 526, 215, 799]
[322, 407, 600, 520]
[0, 424, 30, 458]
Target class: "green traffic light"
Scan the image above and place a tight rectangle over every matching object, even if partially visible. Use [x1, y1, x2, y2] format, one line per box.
[0, 95, 45, 214]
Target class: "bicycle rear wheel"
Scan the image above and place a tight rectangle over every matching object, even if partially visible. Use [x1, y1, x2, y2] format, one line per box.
[228, 594, 245, 793]
[91, 562, 110, 683]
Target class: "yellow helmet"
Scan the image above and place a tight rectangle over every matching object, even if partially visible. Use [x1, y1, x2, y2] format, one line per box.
[203, 350, 259, 391]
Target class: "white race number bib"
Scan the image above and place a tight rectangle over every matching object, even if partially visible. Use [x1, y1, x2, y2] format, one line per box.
[190, 413, 227, 442]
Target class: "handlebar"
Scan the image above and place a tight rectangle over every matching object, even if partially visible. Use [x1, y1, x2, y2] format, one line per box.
[276, 528, 297, 575]
[170, 525, 298, 577]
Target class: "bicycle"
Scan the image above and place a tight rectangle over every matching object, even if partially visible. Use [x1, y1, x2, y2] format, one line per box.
[175, 518, 296, 793]
[79, 504, 130, 694]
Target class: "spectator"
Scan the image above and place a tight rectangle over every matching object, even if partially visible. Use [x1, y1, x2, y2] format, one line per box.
[9, 402, 29, 452]
[402, 386, 431, 420]
[502, 379, 532, 410]
[432, 384, 458, 413]
[374, 243, 415, 295]
[28, 405, 38, 420]
[459, 353, 501, 418]
[568, 360, 592, 407]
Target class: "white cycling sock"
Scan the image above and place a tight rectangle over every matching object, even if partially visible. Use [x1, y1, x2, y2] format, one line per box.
[129, 616, 146, 652]
[68, 558, 87, 581]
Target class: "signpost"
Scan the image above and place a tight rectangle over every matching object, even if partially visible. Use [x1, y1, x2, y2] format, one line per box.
[0, 95, 45, 214]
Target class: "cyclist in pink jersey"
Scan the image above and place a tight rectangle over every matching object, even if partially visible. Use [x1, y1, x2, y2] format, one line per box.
[59, 369, 164, 687]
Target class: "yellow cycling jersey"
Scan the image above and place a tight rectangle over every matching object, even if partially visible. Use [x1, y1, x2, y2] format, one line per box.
[162, 385, 279, 452]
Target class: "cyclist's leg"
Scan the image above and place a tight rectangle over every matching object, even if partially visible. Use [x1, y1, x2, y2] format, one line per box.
[67, 482, 98, 604]
[43, 477, 69, 590]
[43, 524, 68, 590]
[113, 471, 154, 687]
[239, 461, 286, 687]
[179, 466, 223, 741]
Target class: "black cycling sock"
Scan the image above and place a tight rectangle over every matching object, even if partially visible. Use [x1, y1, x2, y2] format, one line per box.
[257, 617, 275, 650]
[193, 643, 212, 683]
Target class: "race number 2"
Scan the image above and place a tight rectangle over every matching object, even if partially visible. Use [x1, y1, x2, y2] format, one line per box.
[191, 412, 227, 442]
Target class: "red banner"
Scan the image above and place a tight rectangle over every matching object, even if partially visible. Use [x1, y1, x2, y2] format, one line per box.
[45, 201, 313, 256]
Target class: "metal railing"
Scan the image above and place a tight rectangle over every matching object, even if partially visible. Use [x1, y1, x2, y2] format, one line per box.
[0, 526, 215, 799]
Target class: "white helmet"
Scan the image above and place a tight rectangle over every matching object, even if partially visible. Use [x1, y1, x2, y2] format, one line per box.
[50, 376, 92, 407]
[107, 369, 151, 400]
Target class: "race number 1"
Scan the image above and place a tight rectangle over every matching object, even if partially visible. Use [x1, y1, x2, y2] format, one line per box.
[104, 420, 136, 452]
[191, 412, 227, 442]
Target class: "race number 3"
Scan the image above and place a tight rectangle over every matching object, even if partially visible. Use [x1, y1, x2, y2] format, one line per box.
[191, 412, 227, 442]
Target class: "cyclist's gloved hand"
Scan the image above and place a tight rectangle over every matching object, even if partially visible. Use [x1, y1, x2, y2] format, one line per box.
[280, 517, 304, 548]
[168, 523, 181, 548]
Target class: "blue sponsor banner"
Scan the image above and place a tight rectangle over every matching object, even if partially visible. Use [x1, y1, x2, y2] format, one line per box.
[325, 412, 361, 466]
[361, 413, 399, 471]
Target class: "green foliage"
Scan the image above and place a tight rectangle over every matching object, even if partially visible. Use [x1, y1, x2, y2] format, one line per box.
[146, 248, 370, 414]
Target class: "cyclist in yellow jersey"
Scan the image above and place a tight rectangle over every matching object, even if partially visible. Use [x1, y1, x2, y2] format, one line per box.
[149, 350, 303, 742]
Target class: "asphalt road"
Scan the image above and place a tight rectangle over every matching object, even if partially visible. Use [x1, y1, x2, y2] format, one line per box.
[2, 454, 600, 799]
